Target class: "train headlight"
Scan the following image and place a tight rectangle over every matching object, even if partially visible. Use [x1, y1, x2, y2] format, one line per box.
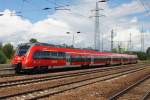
[17, 57, 21, 60]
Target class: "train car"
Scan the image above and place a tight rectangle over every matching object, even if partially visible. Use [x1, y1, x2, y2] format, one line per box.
[11, 42, 138, 73]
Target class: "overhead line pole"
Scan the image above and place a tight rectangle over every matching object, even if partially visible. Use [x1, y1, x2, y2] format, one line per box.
[128, 33, 132, 51]
[111, 29, 114, 51]
[94, 2, 100, 51]
[141, 24, 144, 52]
[91, 0, 107, 51]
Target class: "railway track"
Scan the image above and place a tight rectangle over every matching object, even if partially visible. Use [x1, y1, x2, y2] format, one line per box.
[9, 66, 148, 100]
[0, 64, 15, 77]
[0, 64, 148, 99]
[142, 91, 150, 100]
[109, 75, 150, 100]
[0, 61, 148, 77]
[0, 62, 147, 77]
[0, 64, 141, 88]
[0, 64, 130, 78]
[0, 62, 147, 78]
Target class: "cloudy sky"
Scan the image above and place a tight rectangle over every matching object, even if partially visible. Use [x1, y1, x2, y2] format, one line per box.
[0, 0, 149, 51]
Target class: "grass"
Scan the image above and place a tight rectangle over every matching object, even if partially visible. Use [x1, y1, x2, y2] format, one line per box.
[6, 59, 11, 64]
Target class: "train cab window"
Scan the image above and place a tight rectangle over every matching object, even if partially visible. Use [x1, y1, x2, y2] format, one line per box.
[16, 45, 30, 56]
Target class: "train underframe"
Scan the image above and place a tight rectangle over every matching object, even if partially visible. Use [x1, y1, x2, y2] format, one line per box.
[13, 60, 137, 74]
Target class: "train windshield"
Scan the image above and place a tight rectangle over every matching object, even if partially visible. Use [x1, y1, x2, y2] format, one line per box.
[16, 45, 30, 56]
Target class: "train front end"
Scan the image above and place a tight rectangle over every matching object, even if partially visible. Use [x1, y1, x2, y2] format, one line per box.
[11, 43, 31, 73]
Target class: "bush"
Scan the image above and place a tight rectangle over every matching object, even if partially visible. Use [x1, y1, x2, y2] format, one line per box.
[133, 51, 148, 60]
[0, 50, 7, 64]
[2, 43, 14, 59]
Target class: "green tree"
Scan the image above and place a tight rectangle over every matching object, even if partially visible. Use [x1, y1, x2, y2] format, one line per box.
[146, 47, 150, 56]
[133, 51, 148, 60]
[29, 38, 38, 43]
[0, 50, 7, 64]
[0, 42, 2, 50]
[112, 48, 118, 53]
[2, 43, 14, 59]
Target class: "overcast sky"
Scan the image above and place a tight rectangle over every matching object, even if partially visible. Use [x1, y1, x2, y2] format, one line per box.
[0, 0, 149, 51]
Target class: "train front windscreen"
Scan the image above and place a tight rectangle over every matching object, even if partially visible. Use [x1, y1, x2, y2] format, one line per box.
[16, 45, 30, 56]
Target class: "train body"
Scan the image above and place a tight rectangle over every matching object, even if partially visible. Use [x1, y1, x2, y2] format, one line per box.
[11, 43, 138, 73]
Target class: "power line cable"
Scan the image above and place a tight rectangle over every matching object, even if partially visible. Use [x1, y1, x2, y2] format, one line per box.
[137, 0, 150, 16]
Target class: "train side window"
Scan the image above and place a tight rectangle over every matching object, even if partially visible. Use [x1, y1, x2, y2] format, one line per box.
[70, 56, 75, 62]
[79, 56, 81, 62]
[58, 52, 62, 57]
[33, 51, 66, 59]
[51, 52, 57, 57]
[43, 51, 50, 59]
[93, 56, 106, 62]
[58, 52, 66, 58]
[33, 51, 50, 59]
[33, 51, 42, 59]
[33, 51, 38, 59]
[80, 56, 83, 62]
[87, 57, 91, 62]
[70, 56, 82, 62]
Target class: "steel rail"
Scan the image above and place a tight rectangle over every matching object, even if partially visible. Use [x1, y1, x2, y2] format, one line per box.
[20, 67, 147, 100]
[0, 63, 145, 85]
[0, 65, 145, 88]
[0, 69, 16, 77]
[109, 75, 150, 100]
[142, 91, 150, 100]
[0, 67, 147, 99]
[0, 64, 140, 88]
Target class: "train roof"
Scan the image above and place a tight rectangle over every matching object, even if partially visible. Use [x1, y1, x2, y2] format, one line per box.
[19, 42, 137, 57]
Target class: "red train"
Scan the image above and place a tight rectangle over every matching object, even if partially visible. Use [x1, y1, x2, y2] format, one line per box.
[11, 43, 138, 73]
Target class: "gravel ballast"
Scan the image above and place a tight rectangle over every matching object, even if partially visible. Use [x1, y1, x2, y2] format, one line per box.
[42, 67, 150, 100]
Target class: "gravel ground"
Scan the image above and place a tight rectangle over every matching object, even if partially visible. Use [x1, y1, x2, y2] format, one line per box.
[41, 67, 150, 100]
[0, 63, 145, 83]
[0, 67, 106, 83]
[0, 64, 144, 98]
[0, 65, 135, 97]
[0, 65, 124, 83]
[118, 77, 150, 100]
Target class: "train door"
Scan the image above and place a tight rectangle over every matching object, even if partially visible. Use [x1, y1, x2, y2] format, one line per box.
[91, 56, 94, 65]
[106, 56, 111, 65]
[66, 53, 70, 66]
[110, 56, 113, 65]
[121, 56, 123, 64]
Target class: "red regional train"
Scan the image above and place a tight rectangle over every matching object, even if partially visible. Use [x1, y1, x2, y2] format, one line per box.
[11, 43, 138, 73]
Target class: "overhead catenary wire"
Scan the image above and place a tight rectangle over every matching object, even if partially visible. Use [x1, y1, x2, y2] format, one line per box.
[45, 0, 94, 23]
[45, 0, 70, 11]
[137, 0, 150, 16]
[0, 0, 97, 23]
